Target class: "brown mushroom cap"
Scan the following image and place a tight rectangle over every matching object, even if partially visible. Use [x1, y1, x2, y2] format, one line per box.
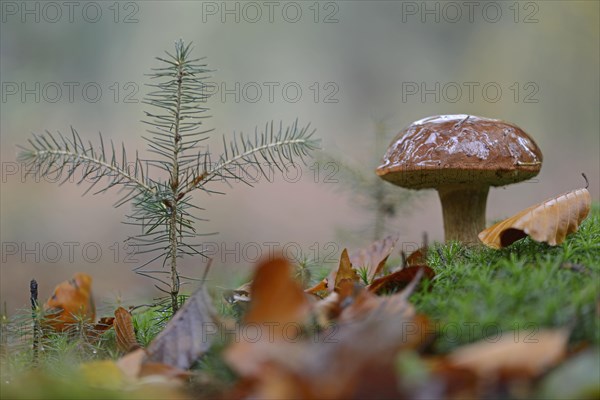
[376, 115, 543, 189]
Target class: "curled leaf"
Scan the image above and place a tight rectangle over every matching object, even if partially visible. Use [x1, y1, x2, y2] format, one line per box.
[42, 273, 95, 332]
[479, 187, 591, 248]
[244, 258, 310, 326]
[368, 266, 435, 294]
[225, 258, 311, 377]
[223, 281, 252, 305]
[333, 249, 361, 292]
[87, 316, 115, 340]
[114, 307, 140, 353]
[305, 278, 328, 295]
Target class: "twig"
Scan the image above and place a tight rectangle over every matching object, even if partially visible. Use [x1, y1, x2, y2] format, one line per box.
[30, 279, 40, 366]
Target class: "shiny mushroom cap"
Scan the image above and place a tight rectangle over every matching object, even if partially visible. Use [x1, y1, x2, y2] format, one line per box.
[376, 115, 543, 189]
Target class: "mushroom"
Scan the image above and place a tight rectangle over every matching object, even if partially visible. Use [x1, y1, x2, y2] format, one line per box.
[376, 115, 543, 243]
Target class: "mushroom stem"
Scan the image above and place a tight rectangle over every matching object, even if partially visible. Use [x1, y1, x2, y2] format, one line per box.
[437, 185, 489, 243]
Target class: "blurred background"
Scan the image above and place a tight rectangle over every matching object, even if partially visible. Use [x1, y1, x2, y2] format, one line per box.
[1, 1, 598, 315]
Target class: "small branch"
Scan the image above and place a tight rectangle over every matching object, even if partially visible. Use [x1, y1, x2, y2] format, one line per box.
[23, 149, 155, 195]
[185, 137, 315, 195]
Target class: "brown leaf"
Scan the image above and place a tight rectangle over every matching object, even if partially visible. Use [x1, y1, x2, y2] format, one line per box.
[313, 292, 341, 327]
[225, 264, 430, 399]
[339, 268, 423, 324]
[479, 187, 591, 248]
[448, 328, 570, 378]
[333, 249, 361, 292]
[223, 281, 252, 305]
[236, 295, 426, 399]
[304, 278, 328, 295]
[87, 316, 115, 340]
[368, 266, 435, 294]
[405, 248, 428, 266]
[114, 307, 140, 353]
[308, 239, 399, 298]
[144, 285, 216, 370]
[244, 258, 310, 326]
[42, 273, 95, 332]
[225, 258, 311, 377]
[405, 233, 429, 266]
[349, 234, 399, 280]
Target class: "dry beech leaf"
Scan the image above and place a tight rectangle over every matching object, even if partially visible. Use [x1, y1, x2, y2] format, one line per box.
[144, 285, 216, 370]
[349, 234, 399, 280]
[304, 278, 328, 295]
[87, 316, 115, 340]
[405, 248, 428, 266]
[368, 266, 435, 294]
[307, 238, 399, 297]
[313, 292, 341, 327]
[448, 328, 570, 378]
[333, 249, 361, 292]
[114, 307, 140, 353]
[225, 258, 311, 377]
[223, 281, 252, 305]
[479, 186, 591, 248]
[403, 233, 429, 267]
[244, 258, 310, 326]
[226, 263, 429, 399]
[236, 289, 427, 398]
[42, 272, 95, 332]
[339, 268, 423, 324]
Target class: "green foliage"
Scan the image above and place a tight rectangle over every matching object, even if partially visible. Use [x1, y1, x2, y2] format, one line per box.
[16, 40, 319, 314]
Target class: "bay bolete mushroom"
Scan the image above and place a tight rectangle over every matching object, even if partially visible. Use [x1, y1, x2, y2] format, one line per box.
[376, 115, 543, 243]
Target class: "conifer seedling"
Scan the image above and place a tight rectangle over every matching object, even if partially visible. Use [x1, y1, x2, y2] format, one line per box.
[17, 40, 319, 315]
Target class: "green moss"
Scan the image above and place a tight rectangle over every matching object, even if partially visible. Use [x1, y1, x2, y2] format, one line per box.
[411, 204, 600, 352]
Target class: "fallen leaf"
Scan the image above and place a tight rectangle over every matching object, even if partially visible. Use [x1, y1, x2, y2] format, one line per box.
[114, 307, 140, 353]
[144, 285, 216, 370]
[404, 233, 429, 266]
[448, 328, 570, 378]
[42, 273, 95, 332]
[307, 238, 400, 298]
[225, 258, 311, 377]
[304, 278, 328, 295]
[244, 258, 310, 326]
[225, 261, 431, 399]
[479, 186, 591, 248]
[339, 268, 423, 324]
[333, 249, 361, 292]
[87, 316, 115, 340]
[368, 266, 435, 294]
[313, 292, 341, 327]
[236, 295, 426, 399]
[349, 234, 399, 280]
[223, 281, 252, 305]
